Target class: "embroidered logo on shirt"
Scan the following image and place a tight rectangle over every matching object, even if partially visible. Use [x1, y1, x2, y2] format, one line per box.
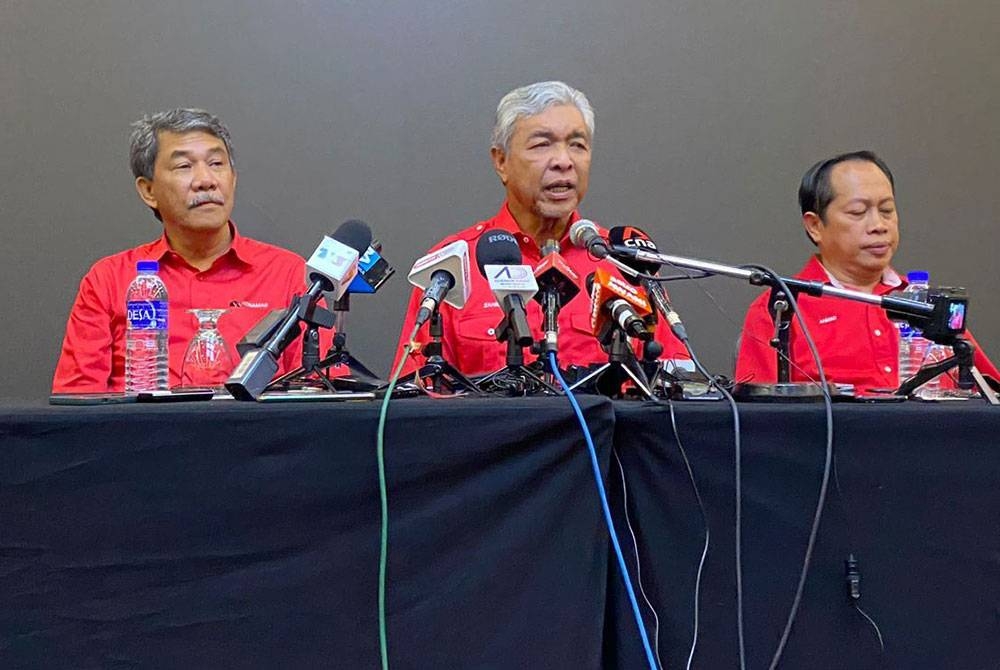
[818, 315, 837, 325]
[483, 301, 499, 309]
[229, 300, 269, 309]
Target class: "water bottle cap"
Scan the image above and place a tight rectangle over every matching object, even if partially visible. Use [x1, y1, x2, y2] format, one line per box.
[906, 270, 929, 283]
[136, 260, 159, 273]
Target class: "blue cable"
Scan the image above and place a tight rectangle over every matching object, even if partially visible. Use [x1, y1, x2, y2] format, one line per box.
[548, 352, 660, 670]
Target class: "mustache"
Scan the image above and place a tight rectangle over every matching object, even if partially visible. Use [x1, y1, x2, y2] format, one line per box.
[188, 192, 226, 208]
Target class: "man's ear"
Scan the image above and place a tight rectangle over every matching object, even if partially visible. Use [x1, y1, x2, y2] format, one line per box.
[802, 211, 824, 245]
[135, 176, 157, 210]
[491, 146, 508, 185]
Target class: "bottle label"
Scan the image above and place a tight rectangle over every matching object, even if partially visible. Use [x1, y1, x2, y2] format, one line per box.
[127, 300, 168, 330]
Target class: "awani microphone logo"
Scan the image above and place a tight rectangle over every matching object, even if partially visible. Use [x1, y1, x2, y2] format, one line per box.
[492, 265, 532, 281]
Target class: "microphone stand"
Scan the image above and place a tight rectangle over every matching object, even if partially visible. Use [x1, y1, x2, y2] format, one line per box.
[270, 293, 386, 392]
[566, 327, 655, 399]
[608, 246, 998, 403]
[477, 302, 559, 396]
[896, 336, 999, 403]
[407, 310, 484, 395]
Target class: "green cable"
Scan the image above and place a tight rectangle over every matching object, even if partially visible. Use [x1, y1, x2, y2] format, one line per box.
[377, 326, 419, 670]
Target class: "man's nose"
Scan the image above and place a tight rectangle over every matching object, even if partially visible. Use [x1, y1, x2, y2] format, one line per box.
[550, 143, 574, 170]
[867, 210, 889, 233]
[191, 162, 218, 189]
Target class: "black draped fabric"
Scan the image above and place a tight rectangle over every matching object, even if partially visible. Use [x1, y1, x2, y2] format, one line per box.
[606, 401, 1000, 670]
[0, 397, 615, 669]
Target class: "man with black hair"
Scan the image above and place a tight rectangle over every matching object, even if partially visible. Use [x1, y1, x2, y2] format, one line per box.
[735, 150, 997, 389]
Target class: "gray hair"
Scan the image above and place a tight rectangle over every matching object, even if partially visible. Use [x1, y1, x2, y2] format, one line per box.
[129, 108, 235, 180]
[490, 81, 595, 153]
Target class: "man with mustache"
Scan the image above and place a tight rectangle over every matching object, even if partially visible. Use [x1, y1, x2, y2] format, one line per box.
[393, 81, 689, 378]
[735, 150, 998, 391]
[53, 108, 322, 392]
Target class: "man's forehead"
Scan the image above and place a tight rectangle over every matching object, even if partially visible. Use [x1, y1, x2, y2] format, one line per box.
[830, 160, 893, 198]
[157, 129, 227, 152]
[515, 105, 588, 133]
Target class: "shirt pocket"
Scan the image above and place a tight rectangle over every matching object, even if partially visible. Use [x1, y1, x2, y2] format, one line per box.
[454, 312, 506, 375]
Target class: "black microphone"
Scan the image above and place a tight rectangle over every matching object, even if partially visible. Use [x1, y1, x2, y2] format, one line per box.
[476, 231, 535, 346]
[532, 240, 580, 354]
[225, 220, 367, 400]
[568, 219, 611, 258]
[607, 225, 689, 342]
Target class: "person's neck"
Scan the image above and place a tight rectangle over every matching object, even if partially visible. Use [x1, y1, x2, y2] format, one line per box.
[509, 204, 570, 247]
[817, 255, 882, 293]
[165, 224, 233, 272]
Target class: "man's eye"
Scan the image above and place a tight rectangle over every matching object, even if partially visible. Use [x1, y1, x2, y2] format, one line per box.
[173, 164, 191, 170]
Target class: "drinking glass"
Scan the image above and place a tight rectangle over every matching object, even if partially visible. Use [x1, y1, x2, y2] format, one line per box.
[181, 309, 233, 389]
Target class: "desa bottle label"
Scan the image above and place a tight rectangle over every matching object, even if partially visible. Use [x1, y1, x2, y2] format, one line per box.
[127, 300, 168, 330]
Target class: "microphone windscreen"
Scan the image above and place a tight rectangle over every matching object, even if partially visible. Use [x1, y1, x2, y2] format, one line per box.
[607, 225, 661, 277]
[332, 219, 373, 254]
[475, 230, 522, 276]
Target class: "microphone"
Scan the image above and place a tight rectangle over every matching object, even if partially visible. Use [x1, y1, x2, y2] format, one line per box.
[587, 267, 653, 341]
[533, 239, 580, 353]
[568, 219, 611, 258]
[607, 225, 689, 342]
[407, 239, 472, 327]
[226, 221, 364, 400]
[305, 219, 366, 301]
[348, 236, 395, 294]
[476, 231, 536, 346]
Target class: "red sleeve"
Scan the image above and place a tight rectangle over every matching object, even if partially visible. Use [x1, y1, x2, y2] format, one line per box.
[734, 290, 779, 384]
[966, 331, 1000, 380]
[52, 267, 117, 393]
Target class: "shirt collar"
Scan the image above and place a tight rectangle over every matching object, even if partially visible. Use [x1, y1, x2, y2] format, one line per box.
[491, 201, 582, 254]
[146, 222, 254, 269]
[809, 255, 904, 294]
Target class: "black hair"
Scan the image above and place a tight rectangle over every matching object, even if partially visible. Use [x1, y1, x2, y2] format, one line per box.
[798, 150, 895, 217]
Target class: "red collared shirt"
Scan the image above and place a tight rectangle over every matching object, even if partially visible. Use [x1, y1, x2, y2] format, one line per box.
[734, 255, 999, 389]
[53, 224, 321, 392]
[392, 203, 690, 377]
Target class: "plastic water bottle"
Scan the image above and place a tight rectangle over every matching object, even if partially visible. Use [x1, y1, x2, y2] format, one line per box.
[896, 270, 943, 398]
[125, 260, 169, 393]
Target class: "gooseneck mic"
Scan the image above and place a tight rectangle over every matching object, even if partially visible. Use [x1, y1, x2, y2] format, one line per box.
[407, 239, 472, 327]
[607, 225, 688, 342]
[476, 230, 537, 347]
[226, 220, 365, 400]
[568, 219, 612, 258]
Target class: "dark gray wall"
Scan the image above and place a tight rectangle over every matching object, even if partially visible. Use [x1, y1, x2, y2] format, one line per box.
[4, 0, 998, 399]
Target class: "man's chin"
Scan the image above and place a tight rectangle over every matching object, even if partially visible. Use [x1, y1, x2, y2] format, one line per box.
[536, 200, 578, 223]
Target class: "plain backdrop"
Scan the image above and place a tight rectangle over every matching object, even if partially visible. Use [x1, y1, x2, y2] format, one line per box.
[3, 0, 998, 399]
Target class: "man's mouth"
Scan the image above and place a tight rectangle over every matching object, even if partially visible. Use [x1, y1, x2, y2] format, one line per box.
[544, 181, 575, 196]
[863, 243, 891, 255]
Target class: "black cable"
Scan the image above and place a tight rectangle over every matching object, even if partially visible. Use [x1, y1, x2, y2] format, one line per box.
[665, 399, 712, 670]
[681, 343, 746, 670]
[738, 265, 834, 670]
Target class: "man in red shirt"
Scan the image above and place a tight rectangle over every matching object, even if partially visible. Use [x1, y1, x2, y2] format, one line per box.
[735, 150, 998, 390]
[393, 81, 689, 378]
[53, 109, 322, 392]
